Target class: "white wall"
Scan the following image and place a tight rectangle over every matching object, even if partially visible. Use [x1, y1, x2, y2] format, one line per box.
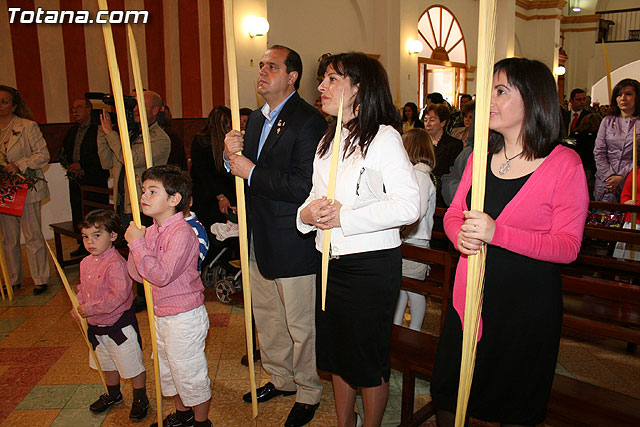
[596, 0, 640, 10]
[563, 29, 598, 98]
[592, 41, 640, 92]
[515, 17, 560, 72]
[266, 0, 375, 105]
[592, 59, 640, 104]
[265, 0, 481, 108]
[38, 163, 71, 242]
[230, 0, 269, 110]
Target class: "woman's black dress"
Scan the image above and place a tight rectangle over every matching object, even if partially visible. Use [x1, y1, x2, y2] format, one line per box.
[430, 159, 562, 425]
[190, 134, 236, 230]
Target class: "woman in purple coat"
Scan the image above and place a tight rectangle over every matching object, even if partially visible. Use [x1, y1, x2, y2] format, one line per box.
[593, 78, 640, 202]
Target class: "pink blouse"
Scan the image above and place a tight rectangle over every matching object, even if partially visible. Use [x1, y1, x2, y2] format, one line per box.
[444, 145, 589, 338]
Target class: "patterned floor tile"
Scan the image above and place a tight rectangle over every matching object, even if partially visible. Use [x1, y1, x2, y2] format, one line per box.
[63, 384, 106, 409]
[211, 379, 253, 405]
[209, 313, 231, 327]
[16, 384, 78, 410]
[0, 409, 60, 426]
[50, 408, 108, 427]
[554, 362, 574, 377]
[0, 364, 51, 388]
[230, 304, 245, 314]
[0, 306, 39, 318]
[209, 402, 257, 426]
[0, 318, 25, 334]
[0, 332, 44, 348]
[39, 362, 91, 386]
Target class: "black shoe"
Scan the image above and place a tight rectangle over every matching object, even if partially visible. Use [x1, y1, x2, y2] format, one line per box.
[129, 396, 149, 421]
[33, 284, 48, 296]
[240, 350, 261, 366]
[150, 410, 195, 427]
[89, 392, 123, 413]
[242, 382, 296, 403]
[284, 402, 320, 427]
[70, 245, 89, 257]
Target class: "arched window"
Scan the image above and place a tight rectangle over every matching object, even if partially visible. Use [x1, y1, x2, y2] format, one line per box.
[416, 6, 468, 110]
[418, 5, 466, 63]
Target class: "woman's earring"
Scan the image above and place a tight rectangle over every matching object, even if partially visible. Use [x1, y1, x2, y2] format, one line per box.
[355, 104, 360, 112]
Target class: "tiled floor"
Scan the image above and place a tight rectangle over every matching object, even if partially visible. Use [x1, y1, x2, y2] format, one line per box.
[0, 236, 638, 426]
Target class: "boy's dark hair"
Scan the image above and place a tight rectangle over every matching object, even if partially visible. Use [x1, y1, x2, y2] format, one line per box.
[141, 165, 192, 212]
[80, 209, 123, 237]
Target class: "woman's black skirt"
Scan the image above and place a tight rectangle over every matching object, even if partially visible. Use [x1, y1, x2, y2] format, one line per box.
[315, 246, 401, 387]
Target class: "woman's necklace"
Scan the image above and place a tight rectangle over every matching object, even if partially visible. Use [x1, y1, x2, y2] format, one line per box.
[499, 148, 523, 175]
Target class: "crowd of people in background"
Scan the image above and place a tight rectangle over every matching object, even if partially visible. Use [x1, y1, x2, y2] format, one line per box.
[0, 49, 637, 426]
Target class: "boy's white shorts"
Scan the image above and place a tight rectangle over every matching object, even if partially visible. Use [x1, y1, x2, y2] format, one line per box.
[156, 304, 211, 406]
[89, 325, 146, 379]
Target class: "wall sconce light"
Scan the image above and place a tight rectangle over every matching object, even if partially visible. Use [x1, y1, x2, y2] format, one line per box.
[407, 39, 423, 55]
[247, 16, 269, 38]
[555, 65, 566, 75]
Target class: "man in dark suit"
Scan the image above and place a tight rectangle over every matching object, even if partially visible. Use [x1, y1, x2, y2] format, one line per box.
[225, 45, 327, 427]
[60, 98, 109, 256]
[563, 88, 589, 136]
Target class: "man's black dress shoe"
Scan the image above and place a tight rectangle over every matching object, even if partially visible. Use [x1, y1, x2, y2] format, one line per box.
[284, 402, 320, 427]
[33, 284, 47, 295]
[242, 382, 295, 403]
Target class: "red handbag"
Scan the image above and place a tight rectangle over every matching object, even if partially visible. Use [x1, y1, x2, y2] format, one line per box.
[0, 174, 28, 217]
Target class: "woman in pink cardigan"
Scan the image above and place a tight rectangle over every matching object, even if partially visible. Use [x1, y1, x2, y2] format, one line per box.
[430, 58, 589, 426]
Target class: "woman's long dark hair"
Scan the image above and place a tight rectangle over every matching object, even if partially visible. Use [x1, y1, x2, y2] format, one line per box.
[402, 102, 419, 124]
[489, 58, 564, 160]
[198, 106, 231, 172]
[317, 53, 400, 159]
[607, 78, 640, 117]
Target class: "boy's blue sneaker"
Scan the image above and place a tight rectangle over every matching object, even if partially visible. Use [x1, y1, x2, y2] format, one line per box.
[89, 392, 123, 413]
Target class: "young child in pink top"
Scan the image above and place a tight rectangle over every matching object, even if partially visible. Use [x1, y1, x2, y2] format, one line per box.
[125, 165, 211, 427]
[72, 209, 148, 420]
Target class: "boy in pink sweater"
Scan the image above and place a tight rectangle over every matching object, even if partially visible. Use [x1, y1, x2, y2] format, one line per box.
[125, 165, 211, 427]
[73, 209, 148, 421]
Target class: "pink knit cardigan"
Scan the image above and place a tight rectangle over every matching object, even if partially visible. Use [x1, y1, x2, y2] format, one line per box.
[444, 145, 589, 339]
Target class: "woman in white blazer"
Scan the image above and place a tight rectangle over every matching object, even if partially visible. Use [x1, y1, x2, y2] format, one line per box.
[0, 85, 50, 294]
[297, 53, 420, 427]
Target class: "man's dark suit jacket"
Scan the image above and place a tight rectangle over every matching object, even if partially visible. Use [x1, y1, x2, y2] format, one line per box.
[562, 109, 589, 136]
[243, 92, 327, 279]
[61, 123, 109, 222]
[61, 124, 109, 188]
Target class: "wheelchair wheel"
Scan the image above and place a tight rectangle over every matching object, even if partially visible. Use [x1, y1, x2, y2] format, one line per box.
[215, 277, 236, 304]
[201, 263, 225, 289]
